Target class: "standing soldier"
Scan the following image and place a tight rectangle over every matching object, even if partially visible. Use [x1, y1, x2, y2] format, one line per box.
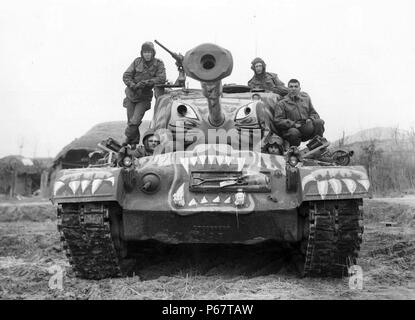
[273, 79, 325, 147]
[247, 57, 289, 97]
[122, 41, 166, 146]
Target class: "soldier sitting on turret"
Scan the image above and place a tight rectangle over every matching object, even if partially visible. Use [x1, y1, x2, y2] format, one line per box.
[247, 57, 289, 97]
[273, 79, 325, 147]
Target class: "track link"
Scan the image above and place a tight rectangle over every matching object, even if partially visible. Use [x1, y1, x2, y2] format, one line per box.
[57, 202, 124, 279]
[303, 199, 364, 277]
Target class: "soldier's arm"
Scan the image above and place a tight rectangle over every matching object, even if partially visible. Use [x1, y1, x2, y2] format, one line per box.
[273, 103, 294, 131]
[132, 146, 146, 159]
[270, 74, 289, 96]
[122, 60, 136, 88]
[146, 60, 167, 86]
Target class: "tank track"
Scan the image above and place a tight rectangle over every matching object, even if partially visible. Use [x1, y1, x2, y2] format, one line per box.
[57, 202, 124, 279]
[302, 199, 364, 277]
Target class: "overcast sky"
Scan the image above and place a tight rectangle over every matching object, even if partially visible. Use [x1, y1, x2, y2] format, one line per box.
[1, 0, 414, 158]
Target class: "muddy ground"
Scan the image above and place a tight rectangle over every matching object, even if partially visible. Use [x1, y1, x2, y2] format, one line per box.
[0, 198, 414, 300]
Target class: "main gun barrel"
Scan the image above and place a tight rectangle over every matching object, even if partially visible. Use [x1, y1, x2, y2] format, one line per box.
[183, 43, 233, 127]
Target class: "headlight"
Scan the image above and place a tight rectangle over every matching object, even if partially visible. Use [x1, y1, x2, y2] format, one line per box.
[288, 155, 299, 167]
[122, 156, 133, 167]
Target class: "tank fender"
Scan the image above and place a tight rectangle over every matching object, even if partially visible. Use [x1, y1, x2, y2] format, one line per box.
[298, 165, 370, 201]
[51, 167, 124, 204]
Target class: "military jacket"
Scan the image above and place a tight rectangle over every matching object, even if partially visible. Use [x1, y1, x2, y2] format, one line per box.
[248, 72, 289, 96]
[123, 57, 166, 102]
[274, 92, 320, 130]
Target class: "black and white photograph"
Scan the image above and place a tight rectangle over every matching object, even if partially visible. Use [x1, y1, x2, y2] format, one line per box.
[0, 0, 414, 303]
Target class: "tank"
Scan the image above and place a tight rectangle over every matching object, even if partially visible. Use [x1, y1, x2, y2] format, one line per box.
[52, 43, 370, 279]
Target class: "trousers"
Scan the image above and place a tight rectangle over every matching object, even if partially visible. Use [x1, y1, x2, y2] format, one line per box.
[123, 98, 151, 145]
[282, 119, 325, 147]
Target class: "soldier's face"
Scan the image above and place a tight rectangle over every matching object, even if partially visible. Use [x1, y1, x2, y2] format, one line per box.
[254, 63, 263, 74]
[147, 136, 160, 151]
[142, 51, 153, 61]
[267, 145, 281, 155]
[288, 82, 301, 96]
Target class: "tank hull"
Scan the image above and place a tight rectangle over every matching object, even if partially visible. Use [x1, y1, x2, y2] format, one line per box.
[122, 209, 302, 244]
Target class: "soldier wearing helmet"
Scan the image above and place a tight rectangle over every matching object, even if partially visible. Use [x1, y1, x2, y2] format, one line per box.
[262, 133, 285, 155]
[132, 129, 161, 158]
[122, 41, 166, 146]
[247, 57, 289, 97]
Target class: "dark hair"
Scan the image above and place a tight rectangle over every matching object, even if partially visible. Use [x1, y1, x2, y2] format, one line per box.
[288, 79, 300, 86]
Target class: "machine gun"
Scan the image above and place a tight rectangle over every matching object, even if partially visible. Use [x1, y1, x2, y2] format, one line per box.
[154, 40, 186, 88]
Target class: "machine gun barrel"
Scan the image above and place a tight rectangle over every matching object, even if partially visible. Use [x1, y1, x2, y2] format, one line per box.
[154, 40, 183, 64]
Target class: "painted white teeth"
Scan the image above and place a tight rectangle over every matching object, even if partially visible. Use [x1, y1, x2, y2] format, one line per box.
[173, 183, 185, 207]
[212, 196, 220, 203]
[317, 180, 329, 199]
[208, 155, 216, 165]
[198, 155, 206, 165]
[224, 197, 231, 204]
[188, 198, 197, 206]
[237, 158, 245, 171]
[53, 181, 65, 195]
[358, 179, 370, 191]
[189, 156, 198, 166]
[328, 178, 342, 195]
[91, 179, 103, 194]
[200, 196, 208, 204]
[81, 180, 91, 193]
[180, 157, 189, 174]
[68, 180, 80, 194]
[216, 156, 224, 166]
[262, 155, 273, 169]
[104, 177, 115, 186]
[342, 179, 357, 194]
[224, 156, 233, 166]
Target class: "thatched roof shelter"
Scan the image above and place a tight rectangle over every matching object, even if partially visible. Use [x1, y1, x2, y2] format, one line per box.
[53, 120, 150, 167]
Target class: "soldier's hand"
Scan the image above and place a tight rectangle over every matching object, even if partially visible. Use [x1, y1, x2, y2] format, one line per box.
[306, 118, 313, 124]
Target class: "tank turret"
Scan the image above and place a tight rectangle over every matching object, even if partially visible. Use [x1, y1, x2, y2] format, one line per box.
[183, 43, 233, 127]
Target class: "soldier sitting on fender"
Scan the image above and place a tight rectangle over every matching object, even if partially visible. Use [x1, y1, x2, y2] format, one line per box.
[122, 41, 166, 146]
[273, 79, 325, 147]
[247, 57, 289, 98]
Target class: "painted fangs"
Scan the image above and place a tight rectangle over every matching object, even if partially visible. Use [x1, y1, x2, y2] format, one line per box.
[91, 179, 103, 195]
[179, 158, 189, 174]
[188, 198, 197, 206]
[54, 171, 115, 195]
[342, 179, 357, 194]
[173, 183, 185, 207]
[328, 178, 342, 195]
[198, 155, 206, 165]
[68, 180, 81, 194]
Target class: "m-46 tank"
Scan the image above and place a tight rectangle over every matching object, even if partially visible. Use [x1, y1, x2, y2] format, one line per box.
[52, 43, 370, 279]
